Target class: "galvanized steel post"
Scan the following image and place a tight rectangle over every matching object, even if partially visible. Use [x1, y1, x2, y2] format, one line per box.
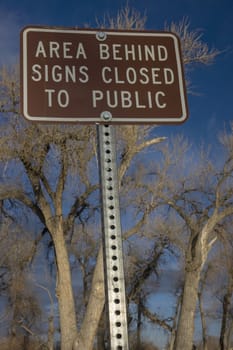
[97, 124, 129, 350]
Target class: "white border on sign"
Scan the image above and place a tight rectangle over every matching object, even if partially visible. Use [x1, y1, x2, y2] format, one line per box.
[22, 27, 188, 123]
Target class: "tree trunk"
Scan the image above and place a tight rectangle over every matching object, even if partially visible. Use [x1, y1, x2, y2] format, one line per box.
[73, 245, 105, 350]
[220, 294, 228, 350]
[96, 310, 106, 350]
[220, 290, 232, 350]
[53, 230, 77, 350]
[174, 268, 201, 350]
[136, 297, 143, 348]
[47, 315, 55, 350]
[226, 319, 233, 349]
[168, 293, 181, 350]
[198, 291, 208, 350]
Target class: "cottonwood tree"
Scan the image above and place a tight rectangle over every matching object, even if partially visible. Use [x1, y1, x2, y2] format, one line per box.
[143, 130, 233, 350]
[198, 264, 211, 350]
[125, 231, 175, 344]
[0, 215, 43, 349]
[194, 252, 223, 350]
[0, 83, 167, 350]
[198, 232, 233, 350]
[0, 5, 219, 349]
[216, 220, 233, 350]
[0, 114, 100, 349]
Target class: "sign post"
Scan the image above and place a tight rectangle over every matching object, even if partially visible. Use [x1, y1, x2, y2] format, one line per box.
[20, 26, 188, 350]
[97, 124, 129, 349]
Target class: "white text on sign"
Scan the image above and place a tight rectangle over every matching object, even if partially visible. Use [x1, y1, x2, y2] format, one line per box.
[31, 40, 175, 109]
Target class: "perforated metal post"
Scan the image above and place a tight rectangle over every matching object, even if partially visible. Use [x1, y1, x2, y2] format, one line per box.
[97, 124, 129, 350]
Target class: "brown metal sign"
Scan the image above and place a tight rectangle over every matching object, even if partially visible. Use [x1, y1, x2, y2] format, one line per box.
[20, 26, 188, 124]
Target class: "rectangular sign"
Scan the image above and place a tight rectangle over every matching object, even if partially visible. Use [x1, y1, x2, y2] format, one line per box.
[20, 26, 188, 124]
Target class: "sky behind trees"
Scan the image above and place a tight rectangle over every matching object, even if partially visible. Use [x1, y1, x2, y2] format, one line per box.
[0, 0, 232, 144]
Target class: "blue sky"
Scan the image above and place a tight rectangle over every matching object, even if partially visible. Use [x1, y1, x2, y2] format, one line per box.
[0, 0, 232, 144]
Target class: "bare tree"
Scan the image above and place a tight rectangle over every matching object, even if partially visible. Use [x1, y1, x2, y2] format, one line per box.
[165, 17, 219, 92]
[216, 221, 233, 350]
[96, 4, 147, 30]
[0, 217, 44, 349]
[144, 131, 233, 350]
[0, 5, 220, 349]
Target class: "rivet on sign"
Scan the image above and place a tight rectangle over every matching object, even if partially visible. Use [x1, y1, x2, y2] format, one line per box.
[101, 111, 112, 121]
[96, 31, 107, 41]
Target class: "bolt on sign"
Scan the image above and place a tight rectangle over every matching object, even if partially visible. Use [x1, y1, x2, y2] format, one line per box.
[20, 26, 188, 124]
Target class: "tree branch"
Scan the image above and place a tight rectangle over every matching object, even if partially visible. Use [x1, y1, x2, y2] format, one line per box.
[118, 136, 166, 183]
[141, 305, 172, 332]
[66, 184, 99, 233]
[0, 186, 46, 225]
